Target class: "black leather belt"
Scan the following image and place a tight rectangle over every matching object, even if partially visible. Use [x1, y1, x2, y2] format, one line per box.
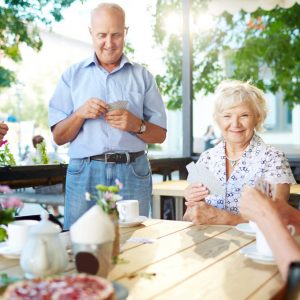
[90, 151, 145, 164]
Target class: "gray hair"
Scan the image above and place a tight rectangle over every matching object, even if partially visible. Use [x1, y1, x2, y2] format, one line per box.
[91, 3, 126, 25]
[213, 80, 268, 132]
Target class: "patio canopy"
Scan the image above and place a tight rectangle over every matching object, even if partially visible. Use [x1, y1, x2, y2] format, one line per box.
[182, 0, 300, 156]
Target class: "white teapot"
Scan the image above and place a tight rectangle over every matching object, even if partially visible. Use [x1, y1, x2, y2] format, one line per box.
[20, 212, 68, 278]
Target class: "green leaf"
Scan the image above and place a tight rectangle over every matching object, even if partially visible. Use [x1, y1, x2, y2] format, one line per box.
[96, 184, 109, 192]
[154, 1, 300, 109]
[107, 186, 119, 193]
[0, 227, 8, 242]
[0, 0, 80, 88]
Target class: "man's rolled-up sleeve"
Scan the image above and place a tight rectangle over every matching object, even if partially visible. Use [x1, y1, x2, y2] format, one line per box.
[143, 71, 167, 129]
[48, 71, 74, 128]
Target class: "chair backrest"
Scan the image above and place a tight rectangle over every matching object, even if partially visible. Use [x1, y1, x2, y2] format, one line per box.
[289, 194, 300, 210]
[285, 262, 300, 300]
[271, 262, 300, 300]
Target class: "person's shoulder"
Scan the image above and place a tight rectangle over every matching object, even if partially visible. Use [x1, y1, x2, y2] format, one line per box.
[253, 134, 287, 158]
[265, 144, 286, 157]
[124, 57, 153, 75]
[63, 56, 94, 76]
[199, 144, 221, 160]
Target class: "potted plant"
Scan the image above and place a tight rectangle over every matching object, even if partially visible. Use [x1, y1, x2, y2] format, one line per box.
[0, 185, 23, 241]
[85, 179, 123, 258]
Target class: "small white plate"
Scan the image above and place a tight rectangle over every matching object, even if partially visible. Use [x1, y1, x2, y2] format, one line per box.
[0, 242, 21, 259]
[113, 281, 129, 300]
[119, 216, 147, 228]
[240, 243, 276, 265]
[235, 223, 256, 236]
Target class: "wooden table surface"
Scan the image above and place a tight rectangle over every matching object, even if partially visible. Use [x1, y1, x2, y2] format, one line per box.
[153, 180, 300, 196]
[0, 219, 284, 300]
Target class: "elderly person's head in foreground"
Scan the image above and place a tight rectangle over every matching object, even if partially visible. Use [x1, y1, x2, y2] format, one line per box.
[32, 135, 44, 149]
[213, 80, 268, 146]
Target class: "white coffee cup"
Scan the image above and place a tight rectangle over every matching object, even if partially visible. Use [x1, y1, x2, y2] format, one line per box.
[116, 200, 139, 222]
[249, 220, 258, 232]
[7, 220, 38, 251]
[256, 224, 295, 257]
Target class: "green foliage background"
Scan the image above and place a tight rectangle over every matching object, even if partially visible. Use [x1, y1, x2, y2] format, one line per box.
[154, 1, 300, 109]
[0, 0, 83, 89]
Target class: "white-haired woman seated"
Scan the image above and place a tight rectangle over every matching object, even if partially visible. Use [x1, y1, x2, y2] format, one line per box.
[184, 80, 296, 225]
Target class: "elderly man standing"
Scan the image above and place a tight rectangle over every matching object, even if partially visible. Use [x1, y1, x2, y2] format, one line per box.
[48, 3, 167, 229]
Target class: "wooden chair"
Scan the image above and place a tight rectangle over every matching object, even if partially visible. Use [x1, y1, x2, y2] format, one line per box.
[285, 262, 300, 300]
[289, 194, 300, 210]
[271, 262, 300, 300]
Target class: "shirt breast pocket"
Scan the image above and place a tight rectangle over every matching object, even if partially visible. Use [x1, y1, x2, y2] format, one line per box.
[123, 91, 144, 117]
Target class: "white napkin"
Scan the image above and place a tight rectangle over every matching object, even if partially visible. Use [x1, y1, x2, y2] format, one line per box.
[70, 205, 115, 244]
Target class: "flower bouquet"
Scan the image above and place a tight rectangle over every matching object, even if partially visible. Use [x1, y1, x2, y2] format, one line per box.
[0, 140, 16, 166]
[32, 141, 49, 165]
[86, 179, 123, 258]
[0, 185, 23, 242]
[70, 180, 123, 278]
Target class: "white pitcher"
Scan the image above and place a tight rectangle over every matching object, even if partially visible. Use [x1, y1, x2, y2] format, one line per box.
[20, 212, 68, 278]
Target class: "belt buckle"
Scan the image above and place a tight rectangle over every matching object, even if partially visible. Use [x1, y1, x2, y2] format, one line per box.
[125, 152, 130, 164]
[105, 152, 116, 163]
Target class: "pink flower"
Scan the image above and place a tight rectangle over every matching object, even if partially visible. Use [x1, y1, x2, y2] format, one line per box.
[0, 140, 7, 147]
[0, 140, 8, 147]
[1, 197, 23, 209]
[115, 179, 123, 189]
[105, 192, 114, 200]
[0, 185, 13, 194]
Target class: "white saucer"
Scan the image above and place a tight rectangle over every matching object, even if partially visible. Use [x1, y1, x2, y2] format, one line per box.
[0, 242, 21, 259]
[235, 223, 256, 236]
[119, 216, 147, 228]
[240, 243, 276, 265]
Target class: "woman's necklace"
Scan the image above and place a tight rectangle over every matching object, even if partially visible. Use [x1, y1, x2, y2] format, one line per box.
[225, 155, 241, 167]
[225, 143, 248, 168]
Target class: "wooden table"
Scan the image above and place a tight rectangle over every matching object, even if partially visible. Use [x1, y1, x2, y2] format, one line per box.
[0, 219, 284, 299]
[0, 157, 192, 190]
[152, 180, 188, 220]
[14, 187, 64, 207]
[152, 180, 300, 219]
[291, 184, 300, 194]
[0, 164, 68, 189]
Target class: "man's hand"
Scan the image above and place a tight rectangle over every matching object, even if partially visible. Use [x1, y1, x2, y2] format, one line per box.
[0, 123, 9, 143]
[105, 109, 141, 132]
[75, 98, 108, 120]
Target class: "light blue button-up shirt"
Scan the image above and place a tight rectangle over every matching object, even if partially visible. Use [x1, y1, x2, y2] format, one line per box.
[48, 54, 167, 159]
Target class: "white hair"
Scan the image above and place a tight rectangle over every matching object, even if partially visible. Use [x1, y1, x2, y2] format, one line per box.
[213, 80, 268, 132]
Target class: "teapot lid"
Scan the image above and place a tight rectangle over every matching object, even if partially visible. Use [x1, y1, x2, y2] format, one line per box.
[30, 212, 60, 235]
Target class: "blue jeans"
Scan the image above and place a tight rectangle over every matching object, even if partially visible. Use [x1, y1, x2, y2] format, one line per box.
[64, 154, 152, 229]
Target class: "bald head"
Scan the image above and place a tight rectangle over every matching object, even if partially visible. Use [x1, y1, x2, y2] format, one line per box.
[90, 3, 126, 27]
[89, 2, 127, 72]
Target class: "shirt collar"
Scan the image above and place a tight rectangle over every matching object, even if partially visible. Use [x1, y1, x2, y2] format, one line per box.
[82, 53, 133, 71]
